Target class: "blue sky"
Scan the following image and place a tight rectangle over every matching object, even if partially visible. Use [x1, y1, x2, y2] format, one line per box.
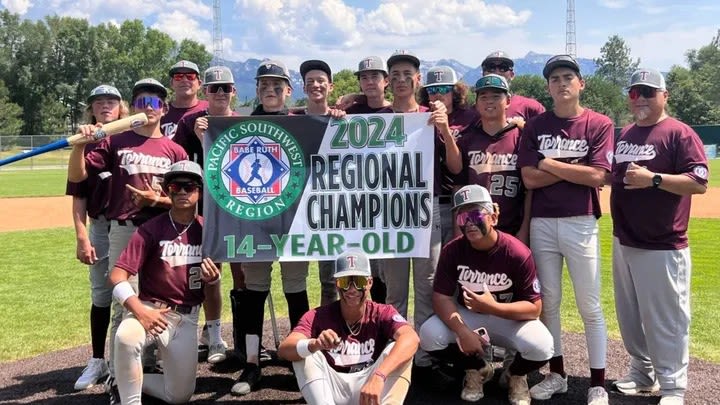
[2, 0, 718, 72]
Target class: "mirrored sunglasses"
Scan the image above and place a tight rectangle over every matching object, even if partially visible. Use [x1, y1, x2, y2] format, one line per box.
[456, 209, 488, 228]
[426, 85, 453, 95]
[172, 73, 198, 81]
[207, 83, 234, 94]
[133, 95, 164, 110]
[628, 86, 660, 100]
[336, 276, 369, 291]
[167, 181, 200, 193]
[484, 64, 512, 73]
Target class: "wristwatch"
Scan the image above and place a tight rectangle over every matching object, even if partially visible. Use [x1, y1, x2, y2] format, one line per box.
[652, 174, 662, 188]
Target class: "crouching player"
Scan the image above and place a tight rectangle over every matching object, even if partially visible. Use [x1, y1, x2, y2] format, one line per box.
[278, 250, 419, 405]
[419, 185, 553, 404]
[108, 160, 219, 404]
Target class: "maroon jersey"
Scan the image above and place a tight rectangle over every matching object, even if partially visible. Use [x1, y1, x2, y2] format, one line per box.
[506, 94, 545, 122]
[115, 214, 205, 307]
[438, 107, 480, 195]
[434, 232, 541, 307]
[345, 104, 393, 114]
[293, 300, 408, 373]
[66, 143, 111, 219]
[173, 110, 239, 167]
[160, 100, 209, 139]
[610, 118, 708, 250]
[85, 130, 188, 222]
[518, 109, 614, 219]
[457, 124, 524, 234]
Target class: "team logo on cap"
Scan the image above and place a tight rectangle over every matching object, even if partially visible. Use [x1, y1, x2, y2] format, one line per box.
[346, 255, 358, 269]
[460, 189, 471, 201]
[206, 120, 305, 220]
[433, 71, 444, 82]
[362, 59, 373, 69]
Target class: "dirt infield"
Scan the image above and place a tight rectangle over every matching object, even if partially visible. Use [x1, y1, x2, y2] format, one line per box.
[2, 187, 720, 233]
[1, 319, 718, 404]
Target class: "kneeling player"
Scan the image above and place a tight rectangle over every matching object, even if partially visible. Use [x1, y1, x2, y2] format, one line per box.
[278, 250, 419, 405]
[419, 185, 553, 404]
[108, 160, 220, 404]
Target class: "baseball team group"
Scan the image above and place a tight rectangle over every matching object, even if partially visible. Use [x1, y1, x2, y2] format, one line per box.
[61, 48, 709, 405]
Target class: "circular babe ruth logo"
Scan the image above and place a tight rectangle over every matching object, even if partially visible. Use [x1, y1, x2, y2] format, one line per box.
[207, 120, 306, 220]
[693, 165, 708, 180]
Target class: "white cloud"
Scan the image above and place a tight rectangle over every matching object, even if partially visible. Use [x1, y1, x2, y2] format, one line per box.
[152, 10, 212, 47]
[597, 0, 628, 9]
[1, 0, 32, 15]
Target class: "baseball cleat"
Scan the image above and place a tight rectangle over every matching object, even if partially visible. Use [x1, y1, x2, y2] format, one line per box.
[529, 372, 568, 400]
[587, 386, 609, 405]
[208, 341, 229, 364]
[231, 363, 261, 396]
[74, 358, 109, 390]
[612, 373, 660, 395]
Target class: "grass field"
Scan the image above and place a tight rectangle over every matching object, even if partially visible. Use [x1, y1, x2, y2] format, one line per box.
[1, 159, 720, 198]
[0, 147, 70, 169]
[0, 217, 718, 364]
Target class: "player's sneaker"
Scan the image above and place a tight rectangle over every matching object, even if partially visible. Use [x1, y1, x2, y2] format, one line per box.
[587, 386, 609, 405]
[507, 374, 531, 405]
[208, 341, 228, 364]
[460, 364, 492, 402]
[659, 396, 684, 405]
[529, 372, 568, 400]
[612, 372, 660, 395]
[231, 363, 261, 396]
[74, 358, 109, 390]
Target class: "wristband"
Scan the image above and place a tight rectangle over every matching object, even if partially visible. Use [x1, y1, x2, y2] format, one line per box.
[297, 339, 313, 358]
[150, 194, 160, 207]
[373, 370, 387, 382]
[112, 281, 136, 305]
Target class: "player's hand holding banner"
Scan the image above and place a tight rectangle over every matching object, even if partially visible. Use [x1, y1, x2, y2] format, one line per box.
[201, 114, 435, 262]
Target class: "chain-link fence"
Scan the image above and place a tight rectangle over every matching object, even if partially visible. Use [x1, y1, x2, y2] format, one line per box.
[0, 135, 69, 170]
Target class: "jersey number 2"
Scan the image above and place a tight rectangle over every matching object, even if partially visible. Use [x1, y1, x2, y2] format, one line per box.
[188, 267, 202, 290]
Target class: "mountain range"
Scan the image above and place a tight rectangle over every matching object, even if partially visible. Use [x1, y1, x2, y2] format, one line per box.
[225, 52, 598, 102]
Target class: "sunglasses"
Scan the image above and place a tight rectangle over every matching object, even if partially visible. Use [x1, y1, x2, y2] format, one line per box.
[133, 95, 164, 110]
[484, 64, 512, 73]
[628, 86, 661, 100]
[426, 85, 453, 95]
[336, 276, 369, 291]
[172, 73, 198, 81]
[167, 181, 200, 193]
[456, 209, 488, 228]
[207, 83, 234, 94]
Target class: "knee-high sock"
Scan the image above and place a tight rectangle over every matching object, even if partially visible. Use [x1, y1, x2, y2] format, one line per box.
[285, 290, 309, 329]
[244, 290, 269, 364]
[230, 289, 247, 362]
[90, 305, 111, 359]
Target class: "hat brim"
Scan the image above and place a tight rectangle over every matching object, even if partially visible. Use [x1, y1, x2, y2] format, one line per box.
[132, 84, 168, 100]
[163, 171, 203, 187]
[452, 201, 492, 211]
[333, 270, 371, 278]
[474, 85, 508, 93]
[87, 93, 121, 104]
[482, 57, 514, 69]
[423, 82, 455, 88]
[205, 80, 235, 85]
[626, 82, 664, 90]
[354, 69, 388, 76]
[170, 67, 200, 75]
[543, 61, 580, 79]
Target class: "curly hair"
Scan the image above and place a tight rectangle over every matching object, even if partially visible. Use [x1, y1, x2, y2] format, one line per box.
[418, 81, 470, 110]
[82, 100, 130, 125]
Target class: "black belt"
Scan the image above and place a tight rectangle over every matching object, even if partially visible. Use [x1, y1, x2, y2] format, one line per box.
[150, 300, 197, 314]
[115, 219, 145, 227]
[438, 195, 452, 204]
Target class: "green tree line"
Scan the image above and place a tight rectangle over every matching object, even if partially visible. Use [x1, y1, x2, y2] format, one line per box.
[0, 10, 211, 143]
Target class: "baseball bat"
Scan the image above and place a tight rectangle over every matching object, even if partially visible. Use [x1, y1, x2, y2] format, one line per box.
[0, 113, 148, 167]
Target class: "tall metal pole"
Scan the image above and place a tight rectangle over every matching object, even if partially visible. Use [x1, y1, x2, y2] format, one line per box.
[212, 0, 223, 65]
[566, 0, 577, 58]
